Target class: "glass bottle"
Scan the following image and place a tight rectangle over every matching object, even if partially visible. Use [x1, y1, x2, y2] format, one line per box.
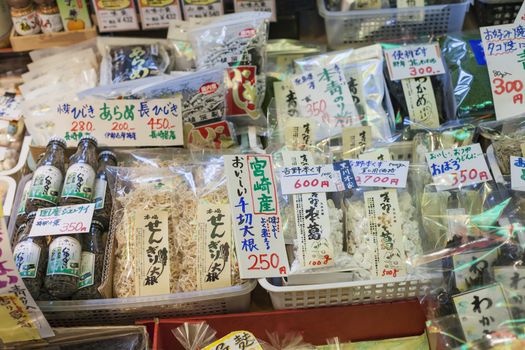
[27, 137, 66, 213]
[93, 150, 116, 230]
[45, 232, 82, 299]
[11, 220, 27, 248]
[14, 179, 32, 232]
[10, 4, 40, 36]
[36, 1, 63, 33]
[73, 219, 105, 300]
[60, 135, 98, 206]
[13, 212, 47, 300]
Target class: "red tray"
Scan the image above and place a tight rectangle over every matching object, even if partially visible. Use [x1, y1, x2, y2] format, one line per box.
[139, 300, 426, 350]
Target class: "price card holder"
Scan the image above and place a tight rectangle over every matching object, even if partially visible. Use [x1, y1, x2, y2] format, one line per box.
[138, 0, 183, 29]
[93, 0, 140, 32]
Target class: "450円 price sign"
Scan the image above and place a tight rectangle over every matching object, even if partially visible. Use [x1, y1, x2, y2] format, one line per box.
[54, 98, 183, 147]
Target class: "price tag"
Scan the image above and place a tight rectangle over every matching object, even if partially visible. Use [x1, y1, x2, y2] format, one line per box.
[511, 156, 525, 191]
[181, 0, 224, 19]
[480, 23, 525, 120]
[0, 208, 53, 341]
[384, 43, 446, 81]
[54, 98, 183, 147]
[292, 64, 358, 134]
[138, 0, 182, 29]
[453, 284, 512, 342]
[348, 159, 409, 188]
[30, 204, 95, 237]
[203, 331, 262, 350]
[279, 161, 356, 195]
[224, 155, 289, 278]
[342, 125, 372, 158]
[92, 0, 139, 32]
[425, 144, 493, 190]
[234, 0, 276, 22]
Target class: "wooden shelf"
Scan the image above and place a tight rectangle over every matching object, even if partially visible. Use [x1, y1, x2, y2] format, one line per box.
[9, 26, 97, 52]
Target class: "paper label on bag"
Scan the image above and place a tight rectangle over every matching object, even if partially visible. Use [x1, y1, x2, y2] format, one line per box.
[94, 0, 140, 32]
[30, 204, 95, 237]
[401, 77, 440, 129]
[196, 203, 232, 290]
[182, 0, 223, 19]
[274, 81, 299, 126]
[425, 144, 492, 190]
[203, 331, 263, 350]
[224, 155, 289, 278]
[480, 23, 525, 120]
[364, 189, 406, 278]
[234, 0, 276, 21]
[284, 117, 315, 149]
[138, 0, 182, 29]
[453, 284, 512, 342]
[384, 43, 446, 81]
[453, 249, 499, 292]
[342, 126, 372, 158]
[511, 156, 525, 191]
[0, 294, 40, 343]
[280, 161, 356, 195]
[359, 148, 392, 161]
[281, 151, 315, 166]
[283, 152, 334, 269]
[292, 64, 358, 135]
[54, 98, 183, 147]
[134, 210, 171, 296]
[347, 159, 409, 188]
[494, 266, 525, 308]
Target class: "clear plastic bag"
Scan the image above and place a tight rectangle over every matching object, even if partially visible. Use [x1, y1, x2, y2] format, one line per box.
[266, 39, 324, 81]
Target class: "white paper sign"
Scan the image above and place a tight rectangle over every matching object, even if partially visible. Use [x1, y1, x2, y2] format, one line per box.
[54, 98, 183, 147]
[347, 159, 409, 188]
[234, 1, 276, 21]
[279, 161, 357, 195]
[401, 77, 440, 129]
[93, 0, 140, 32]
[480, 23, 525, 120]
[453, 249, 499, 292]
[30, 204, 95, 237]
[494, 266, 525, 309]
[182, 0, 223, 19]
[425, 144, 493, 190]
[384, 43, 446, 81]
[224, 154, 289, 278]
[453, 284, 513, 342]
[510, 156, 525, 191]
[274, 81, 299, 125]
[292, 64, 358, 135]
[342, 125, 372, 159]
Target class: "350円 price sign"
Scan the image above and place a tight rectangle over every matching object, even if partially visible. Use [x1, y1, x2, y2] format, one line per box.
[54, 98, 183, 147]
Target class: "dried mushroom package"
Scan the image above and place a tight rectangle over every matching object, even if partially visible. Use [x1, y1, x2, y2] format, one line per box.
[294, 45, 395, 143]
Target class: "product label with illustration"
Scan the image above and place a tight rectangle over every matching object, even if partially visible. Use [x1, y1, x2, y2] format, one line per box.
[46, 236, 81, 277]
[12, 11, 40, 36]
[93, 178, 107, 210]
[56, 0, 92, 31]
[61, 163, 96, 200]
[13, 242, 41, 279]
[78, 252, 95, 289]
[17, 181, 32, 216]
[38, 13, 63, 33]
[29, 165, 63, 205]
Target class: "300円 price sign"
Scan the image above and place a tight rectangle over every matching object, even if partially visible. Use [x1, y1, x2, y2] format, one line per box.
[54, 98, 183, 147]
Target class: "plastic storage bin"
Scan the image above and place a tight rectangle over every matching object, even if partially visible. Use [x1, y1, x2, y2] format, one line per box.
[259, 276, 430, 309]
[317, 0, 471, 47]
[474, 0, 522, 26]
[37, 280, 257, 327]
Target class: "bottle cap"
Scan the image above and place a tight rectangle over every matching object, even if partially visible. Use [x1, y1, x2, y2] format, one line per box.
[48, 136, 67, 148]
[98, 150, 117, 162]
[79, 135, 98, 147]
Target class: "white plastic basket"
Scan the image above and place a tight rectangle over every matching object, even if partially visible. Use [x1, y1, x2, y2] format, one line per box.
[38, 280, 257, 327]
[259, 276, 430, 310]
[317, 0, 471, 48]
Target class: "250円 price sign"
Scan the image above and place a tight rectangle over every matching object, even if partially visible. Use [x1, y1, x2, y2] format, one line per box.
[54, 98, 183, 147]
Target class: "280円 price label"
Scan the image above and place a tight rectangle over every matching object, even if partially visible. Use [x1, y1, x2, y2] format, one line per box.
[425, 144, 492, 190]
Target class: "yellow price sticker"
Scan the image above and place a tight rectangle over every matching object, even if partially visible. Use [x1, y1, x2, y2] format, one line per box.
[0, 294, 40, 343]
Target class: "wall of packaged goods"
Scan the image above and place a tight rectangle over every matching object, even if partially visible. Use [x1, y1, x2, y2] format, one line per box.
[2, 0, 525, 349]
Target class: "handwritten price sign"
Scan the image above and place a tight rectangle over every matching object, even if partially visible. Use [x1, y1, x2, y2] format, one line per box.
[348, 159, 409, 188]
[511, 156, 525, 191]
[384, 43, 445, 81]
[425, 144, 492, 190]
[30, 203, 95, 237]
[54, 98, 183, 147]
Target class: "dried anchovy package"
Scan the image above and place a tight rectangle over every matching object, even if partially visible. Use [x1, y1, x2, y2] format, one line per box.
[101, 43, 171, 85]
[295, 45, 396, 143]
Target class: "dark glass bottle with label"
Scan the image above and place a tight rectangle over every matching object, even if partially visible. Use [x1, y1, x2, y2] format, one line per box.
[14, 179, 32, 232]
[11, 221, 27, 248]
[93, 151, 117, 230]
[73, 219, 105, 300]
[60, 135, 98, 206]
[27, 137, 66, 213]
[13, 212, 47, 300]
[44, 232, 82, 299]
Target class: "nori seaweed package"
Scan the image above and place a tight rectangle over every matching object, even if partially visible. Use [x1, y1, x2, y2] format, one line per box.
[440, 32, 495, 120]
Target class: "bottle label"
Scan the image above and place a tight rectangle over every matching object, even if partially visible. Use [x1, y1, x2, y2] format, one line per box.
[29, 165, 63, 205]
[13, 241, 41, 278]
[93, 178, 107, 210]
[47, 236, 81, 277]
[78, 251, 95, 289]
[17, 180, 32, 216]
[38, 12, 64, 33]
[12, 11, 40, 36]
[62, 163, 96, 201]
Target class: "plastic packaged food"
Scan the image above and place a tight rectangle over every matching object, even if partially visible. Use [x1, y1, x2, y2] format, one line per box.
[266, 39, 324, 81]
[45, 232, 82, 299]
